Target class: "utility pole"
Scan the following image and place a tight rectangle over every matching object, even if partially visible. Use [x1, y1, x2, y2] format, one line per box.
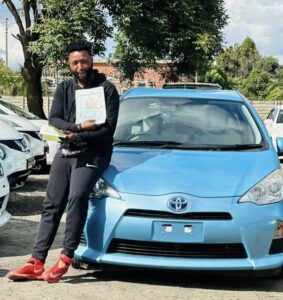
[5, 18, 8, 67]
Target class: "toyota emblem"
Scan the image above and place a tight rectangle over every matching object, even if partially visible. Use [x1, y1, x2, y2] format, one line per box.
[167, 196, 190, 212]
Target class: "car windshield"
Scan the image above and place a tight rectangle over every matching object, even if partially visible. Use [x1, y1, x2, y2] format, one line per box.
[114, 97, 264, 150]
[0, 99, 39, 120]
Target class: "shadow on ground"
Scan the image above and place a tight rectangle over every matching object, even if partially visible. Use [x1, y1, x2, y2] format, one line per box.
[63, 268, 283, 292]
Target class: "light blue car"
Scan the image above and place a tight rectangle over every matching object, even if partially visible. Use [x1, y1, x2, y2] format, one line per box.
[74, 88, 283, 276]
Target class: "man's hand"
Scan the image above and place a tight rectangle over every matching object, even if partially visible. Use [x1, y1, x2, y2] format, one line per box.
[61, 131, 76, 142]
[80, 120, 100, 131]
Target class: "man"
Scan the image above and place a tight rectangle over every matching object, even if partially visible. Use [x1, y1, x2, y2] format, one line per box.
[8, 40, 120, 283]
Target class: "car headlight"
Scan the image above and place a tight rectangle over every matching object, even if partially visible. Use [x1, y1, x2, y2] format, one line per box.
[239, 169, 283, 205]
[0, 146, 6, 159]
[91, 178, 120, 199]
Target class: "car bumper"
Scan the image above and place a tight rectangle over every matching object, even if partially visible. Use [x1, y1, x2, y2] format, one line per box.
[75, 193, 283, 272]
[0, 177, 11, 228]
[0, 209, 12, 228]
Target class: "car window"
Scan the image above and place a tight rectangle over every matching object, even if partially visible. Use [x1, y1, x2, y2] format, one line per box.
[0, 108, 9, 115]
[115, 97, 263, 147]
[277, 110, 283, 123]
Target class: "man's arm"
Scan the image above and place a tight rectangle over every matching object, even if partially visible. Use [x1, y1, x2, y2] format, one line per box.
[49, 82, 79, 132]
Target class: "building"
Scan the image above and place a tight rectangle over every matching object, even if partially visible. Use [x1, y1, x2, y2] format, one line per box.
[93, 59, 168, 93]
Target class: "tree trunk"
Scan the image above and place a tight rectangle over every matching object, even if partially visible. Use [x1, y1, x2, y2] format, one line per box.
[21, 61, 47, 119]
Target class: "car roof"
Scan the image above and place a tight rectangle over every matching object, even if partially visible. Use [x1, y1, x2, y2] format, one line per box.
[162, 82, 222, 89]
[121, 87, 246, 103]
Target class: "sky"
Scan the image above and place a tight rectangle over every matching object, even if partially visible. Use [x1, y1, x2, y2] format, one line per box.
[0, 0, 283, 71]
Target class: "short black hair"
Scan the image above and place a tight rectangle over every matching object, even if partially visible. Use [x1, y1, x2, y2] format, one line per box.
[66, 40, 92, 56]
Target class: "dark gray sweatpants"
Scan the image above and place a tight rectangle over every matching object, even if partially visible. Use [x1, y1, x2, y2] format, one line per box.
[32, 151, 111, 262]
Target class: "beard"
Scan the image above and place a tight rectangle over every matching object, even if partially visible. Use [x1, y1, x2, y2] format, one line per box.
[72, 67, 93, 85]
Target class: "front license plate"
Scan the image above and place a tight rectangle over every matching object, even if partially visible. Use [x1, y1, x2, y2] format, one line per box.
[27, 158, 35, 169]
[152, 221, 204, 243]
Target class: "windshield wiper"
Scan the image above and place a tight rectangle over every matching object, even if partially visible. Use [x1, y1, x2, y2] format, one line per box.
[113, 141, 263, 151]
[214, 144, 263, 150]
[163, 143, 263, 150]
[113, 140, 183, 147]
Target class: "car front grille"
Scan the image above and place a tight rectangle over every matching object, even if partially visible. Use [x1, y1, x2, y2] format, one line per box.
[269, 238, 283, 254]
[0, 196, 5, 208]
[20, 131, 42, 141]
[0, 139, 29, 152]
[124, 209, 232, 220]
[107, 238, 247, 259]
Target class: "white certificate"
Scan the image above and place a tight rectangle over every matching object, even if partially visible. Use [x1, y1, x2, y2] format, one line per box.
[75, 86, 106, 124]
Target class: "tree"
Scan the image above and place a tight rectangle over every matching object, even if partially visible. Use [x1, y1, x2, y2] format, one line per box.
[0, 58, 26, 96]
[240, 69, 270, 99]
[266, 68, 283, 100]
[217, 37, 260, 78]
[101, 0, 228, 80]
[110, 32, 156, 80]
[216, 45, 240, 78]
[254, 56, 279, 76]
[3, 0, 111, 118]
[3, 0, 46, 117]
[203, 64, 232, 89]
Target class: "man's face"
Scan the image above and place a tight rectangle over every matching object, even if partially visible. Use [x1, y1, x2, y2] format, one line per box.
[68, 50, 93, 82]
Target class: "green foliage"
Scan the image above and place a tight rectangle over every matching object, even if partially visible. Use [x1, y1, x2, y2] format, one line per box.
[101, 0, 228, 79]
[29, 0, 112, 69]
[0, 59, 26, 96]
[239, 69, 270, 99]
[265, 68, 283, 100]
[203, 64, 233, 89]
[254, 56, 280, 76]
[213, 37, 283, 100]
[217, 37, 260, 78]
[112, 32, 156, 80]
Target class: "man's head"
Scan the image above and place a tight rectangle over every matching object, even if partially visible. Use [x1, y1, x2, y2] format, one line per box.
[67, 40, 93, 85]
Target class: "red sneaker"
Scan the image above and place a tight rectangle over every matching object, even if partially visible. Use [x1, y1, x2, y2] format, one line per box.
[7, 258, 45, 281]
[42, 254, 73, 283]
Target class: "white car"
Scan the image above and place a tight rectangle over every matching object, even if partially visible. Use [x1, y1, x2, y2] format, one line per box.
[0, 162, 11, 228]
[0, 110, 48, 172]
[0, 121, 35, 189]
[0, 99, 57, 167]
[264, 105, 283, 154]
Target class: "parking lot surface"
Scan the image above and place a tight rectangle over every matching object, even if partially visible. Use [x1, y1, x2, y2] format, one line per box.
[0, 175, 283, 300]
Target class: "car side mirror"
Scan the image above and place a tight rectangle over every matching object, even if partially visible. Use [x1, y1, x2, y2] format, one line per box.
[276, 137, 283, 156]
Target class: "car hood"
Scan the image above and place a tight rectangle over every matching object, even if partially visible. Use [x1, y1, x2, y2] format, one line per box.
[0, 115, 39, 131]
[29, 119, 48, 128]
[103, 147, 277, 197]
[0, 121, 23, 139]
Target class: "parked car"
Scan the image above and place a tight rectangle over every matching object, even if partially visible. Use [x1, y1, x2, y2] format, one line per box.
[264, 106, 283, 155]
[0, 161, 11, 228]
[0, 109, 48, 172]
[74, 88, 283, 277]
[162, 82, 222, 90]
[0, 98, 57, 167]
[0, 121, 35, 189]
